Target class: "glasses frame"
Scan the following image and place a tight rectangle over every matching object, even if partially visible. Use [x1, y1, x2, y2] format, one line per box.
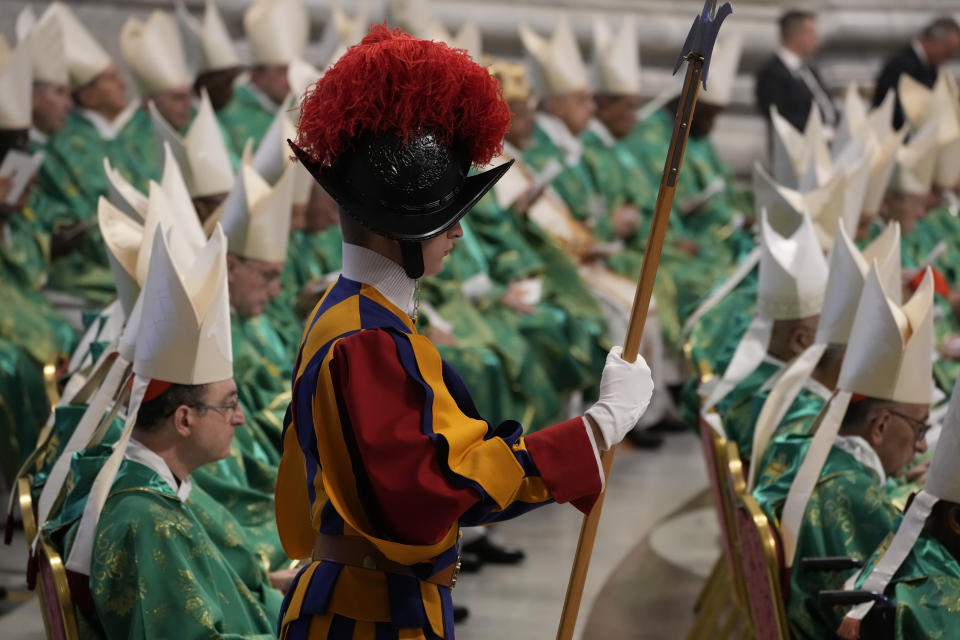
[886, 408, 930, 441]
[190, 401, 240, 418]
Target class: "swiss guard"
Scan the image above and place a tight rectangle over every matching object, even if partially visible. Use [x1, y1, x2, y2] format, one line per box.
[274, 26, 655, 639]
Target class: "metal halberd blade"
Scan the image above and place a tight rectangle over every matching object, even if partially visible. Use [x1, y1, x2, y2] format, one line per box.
[672, 0, 734, 89]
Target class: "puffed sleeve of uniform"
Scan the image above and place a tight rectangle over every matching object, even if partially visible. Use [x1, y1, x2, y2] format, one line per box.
[328, 327, 603, 546]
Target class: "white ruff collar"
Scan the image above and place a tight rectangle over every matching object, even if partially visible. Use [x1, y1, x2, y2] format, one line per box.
[341, 242, 416, 315]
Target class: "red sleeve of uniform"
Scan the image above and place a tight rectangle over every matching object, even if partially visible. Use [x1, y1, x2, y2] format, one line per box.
[524, 417, 603, 513]
[329, 330, 481, 546]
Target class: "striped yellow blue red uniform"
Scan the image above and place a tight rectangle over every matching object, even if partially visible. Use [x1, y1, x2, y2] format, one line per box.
[275, 276, 604, 639]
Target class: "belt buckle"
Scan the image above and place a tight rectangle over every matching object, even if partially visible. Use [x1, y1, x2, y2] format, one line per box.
[450, 547, 462, 589]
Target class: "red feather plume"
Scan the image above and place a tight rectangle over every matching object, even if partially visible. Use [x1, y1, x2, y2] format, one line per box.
[295, 25, 510, 168]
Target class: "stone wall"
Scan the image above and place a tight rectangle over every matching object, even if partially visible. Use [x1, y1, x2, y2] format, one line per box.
[2, 0, 958, 176]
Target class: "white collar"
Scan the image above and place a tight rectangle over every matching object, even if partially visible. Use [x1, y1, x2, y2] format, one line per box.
[76, 102, 140, 140]
[245, 82, 281, 114]
[535, 112, 583, 165]
[76, 107, 124, 140]
[777, 46, 804, 73]
[341, 242, 416, 316]
[911, 39, 930, 68]
[833, 434, 887, 485]
[587, 118, 617, 148]
[124, 437, 193, 501]
[29, 127, 48, 145]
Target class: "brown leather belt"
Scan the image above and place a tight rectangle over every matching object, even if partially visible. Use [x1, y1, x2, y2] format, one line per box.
[311, 533, 460, 588]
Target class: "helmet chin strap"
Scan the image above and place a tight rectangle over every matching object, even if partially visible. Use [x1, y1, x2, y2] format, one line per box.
[399, 241, 425, 279]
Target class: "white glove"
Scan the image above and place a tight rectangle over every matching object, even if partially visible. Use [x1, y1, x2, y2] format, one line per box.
[585, 346, 654, 450]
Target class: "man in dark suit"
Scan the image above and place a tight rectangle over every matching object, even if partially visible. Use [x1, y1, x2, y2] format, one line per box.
[755, 10, 837, 134]
[873, 18, 960, 130]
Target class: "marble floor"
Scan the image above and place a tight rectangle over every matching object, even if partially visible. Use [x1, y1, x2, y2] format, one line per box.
[453, 431, 712, 640]
[0, 430, 712, 640]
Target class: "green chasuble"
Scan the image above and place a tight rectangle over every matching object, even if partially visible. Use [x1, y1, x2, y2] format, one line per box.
[115, 108, 163, 189]
[423, 219, 564, 429]
[898, 207, 960, 392]
[44, 446, 283, 640]
[90, 459, 281, 639]
[0, 210, 79, 478]
[753, 435, 901, 640]
[218, 84, 278, 158]
[263, 233, 309, 353]
[854, 531, 960, 640]
[230, 312, 291, 460]
[0, 212, 77, 355]
[710, 357, 782, 450]
[31, 403, 287, 573]
[678, 269, 758, 424]
[456, 200, 600, 397]
[0, 338, 51, 486]
[28, 404, 124, 501]
[748, 384, 829, 474]
[523, 118, 606, 226]
[623, 108, 751, 238]
[33, 110, 142, 303]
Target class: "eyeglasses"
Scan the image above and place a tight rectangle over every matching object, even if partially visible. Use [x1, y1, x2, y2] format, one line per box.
[887, 409, 930, 440]
[190, 401, 240, 418]
[241, 260, 282, 285]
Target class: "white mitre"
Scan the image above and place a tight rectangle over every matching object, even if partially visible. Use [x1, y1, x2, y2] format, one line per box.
[99, 160, 208, 315]
[427, 21, 482, 62]
[121, 10, 193, 93]
[150, 91, 234, 199]
[220, 159, 296, 262]
[321, 6, 370, 68]
[817, 223, 902, 347]
[752, 163, 855, 252]
[701, 211, 828, 414]
[43, 2, 112, 89]
[244, 0, 309, 66]
[779, 266, 935, 567]
[103, 157, 148, 223]
[15, 6, 68, 86]
[896, 71, 960, 189]
[591, 16, 641, 96]
[839, 372, 960, 628]
[746, 222, 903, 489]
[770, 103, 833, 190]
[893, 119, 939, 195]
[287, 58, 323, 107]
[66, 219, 233, 575]
[519, 17, 590, 96]
[252, 103, 313, 207]
[0, 37, 32, 130]
[698, 30, 742, 107]
[756, 209, 829, 321]
[176, 0, 241, 74]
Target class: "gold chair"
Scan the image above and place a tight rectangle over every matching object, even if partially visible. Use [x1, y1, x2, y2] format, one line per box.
[685, 418, 751, 640]
[35, 532, 80, 640]
[16, 475, 37, 544]
[734, 494, 791, 640]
